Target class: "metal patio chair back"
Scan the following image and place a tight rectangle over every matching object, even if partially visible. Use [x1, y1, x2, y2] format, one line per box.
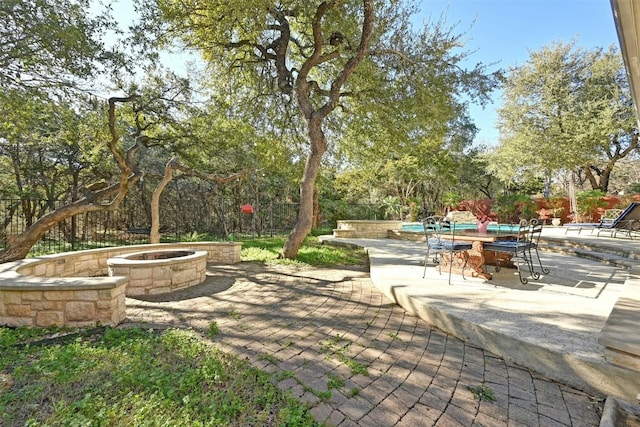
[422, 218, 472, 284]
[483, 219, 549, 284]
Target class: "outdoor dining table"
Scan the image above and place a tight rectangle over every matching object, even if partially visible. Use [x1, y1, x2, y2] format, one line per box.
[439, 229, 524, 280]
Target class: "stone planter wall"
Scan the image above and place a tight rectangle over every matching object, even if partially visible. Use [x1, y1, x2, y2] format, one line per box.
[0, 242, 241, 328]
[334, 220, 404, 239]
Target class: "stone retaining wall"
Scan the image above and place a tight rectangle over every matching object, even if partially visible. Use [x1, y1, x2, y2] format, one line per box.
[333, 220, 404, 239]
[0, 242, 241, 328]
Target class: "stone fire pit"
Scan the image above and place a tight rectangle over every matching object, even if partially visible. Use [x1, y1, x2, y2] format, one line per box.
[107, 249, 208, 297]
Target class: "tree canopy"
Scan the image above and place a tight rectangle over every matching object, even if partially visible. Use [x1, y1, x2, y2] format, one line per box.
[487, 41, 638, 194]
[0, 0, 118, 92]
[136, 0, 501, 257]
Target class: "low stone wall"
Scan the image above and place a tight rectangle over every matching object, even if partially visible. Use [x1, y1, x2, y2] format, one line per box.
[0, 275, 128, 328]
[0, 242, 241, 328]
[387, 229, 425, 242]
[108, 250, 208, 297]
[334, 220, 404, 239]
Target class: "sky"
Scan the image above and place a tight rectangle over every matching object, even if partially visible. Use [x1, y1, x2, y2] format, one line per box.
[418, 0, 621, 145]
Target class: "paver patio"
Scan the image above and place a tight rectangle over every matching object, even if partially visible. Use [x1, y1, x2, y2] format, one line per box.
[125, 261, 604, 426]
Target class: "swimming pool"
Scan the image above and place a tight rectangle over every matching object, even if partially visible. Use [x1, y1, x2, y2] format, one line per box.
[401, 222, 522, 233]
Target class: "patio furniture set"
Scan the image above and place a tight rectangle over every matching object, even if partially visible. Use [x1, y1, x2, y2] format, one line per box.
[422, 202, 639, 284]
[422, 216, 549, 285]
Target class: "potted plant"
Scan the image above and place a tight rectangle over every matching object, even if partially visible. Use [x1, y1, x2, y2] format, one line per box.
[547, 197, 565, 227]
[476, 213, 490, 233]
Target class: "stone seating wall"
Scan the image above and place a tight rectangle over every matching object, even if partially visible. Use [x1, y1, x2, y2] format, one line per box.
[109, 250, 208, 297]
[333, 220, 404, 239]
[0, 242, 241, 328]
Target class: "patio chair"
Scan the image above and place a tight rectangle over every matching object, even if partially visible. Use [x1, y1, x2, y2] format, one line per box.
[422, 217, 473, 284]
[596, 202, 640, 239]
[564, 202, 640, 239]
[483, 219, 550, 285]
[525, 219, 550, 276]
[422, 216, 442, 267]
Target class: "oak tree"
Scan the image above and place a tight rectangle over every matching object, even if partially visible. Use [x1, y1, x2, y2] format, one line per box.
[138, 0, 500, 258]
[489, 41, 638, 193]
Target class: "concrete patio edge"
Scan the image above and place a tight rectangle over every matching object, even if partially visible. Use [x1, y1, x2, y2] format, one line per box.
[321, 234, 640, 402]
[367, 246, 638, 400]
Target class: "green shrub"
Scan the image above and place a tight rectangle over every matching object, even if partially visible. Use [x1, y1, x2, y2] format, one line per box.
[576, 190, 607, 222]
[491, 194, 537, 223]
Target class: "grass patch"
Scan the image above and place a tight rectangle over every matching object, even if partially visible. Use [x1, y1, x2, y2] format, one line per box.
[240, 235, 367, 267]
[228, 309, 242, 320]
[327, 374, 345, 390]
[207, 321, 219, 337]
[0, 326, 319, 426]
[0, 325, 77, 347]
[257, 353, 280, 365]
[319, 335, 369, 377]
[303, 385, 332, 402]
[467, 384, 496, 402]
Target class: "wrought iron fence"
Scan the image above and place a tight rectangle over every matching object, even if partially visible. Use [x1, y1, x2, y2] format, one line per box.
[0, 198, 380, 256]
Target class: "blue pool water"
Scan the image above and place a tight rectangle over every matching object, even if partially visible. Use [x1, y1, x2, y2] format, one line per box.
[401, 223, 521, 233]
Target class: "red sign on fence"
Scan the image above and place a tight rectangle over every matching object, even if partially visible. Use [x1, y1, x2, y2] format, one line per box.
[241, 203, 254, 214]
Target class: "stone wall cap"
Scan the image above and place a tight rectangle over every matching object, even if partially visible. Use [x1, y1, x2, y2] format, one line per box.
[0, 273, 127, 291]
[108, 249, 207, 266]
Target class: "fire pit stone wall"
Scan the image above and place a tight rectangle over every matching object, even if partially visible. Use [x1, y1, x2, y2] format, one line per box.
[107, 250, 208, 296]
[0, 242, 241, 327]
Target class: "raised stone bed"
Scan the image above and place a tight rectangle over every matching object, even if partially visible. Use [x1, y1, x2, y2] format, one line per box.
[0, 242, 241, 328]
[333, 220, 404, 239]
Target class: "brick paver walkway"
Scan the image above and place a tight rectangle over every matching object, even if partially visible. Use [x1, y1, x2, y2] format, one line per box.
[125, 263, 603, 426]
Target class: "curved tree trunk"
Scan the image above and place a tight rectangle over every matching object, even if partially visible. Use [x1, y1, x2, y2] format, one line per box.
[280, 0, 374, 259]
[148, 158, 247, 243]
[150, 157, 177, 243]
[282, 121, 327, 258]
[0, 179, 139, 263]
[0, 96, 142, 263]
[583, 133, 639, 193]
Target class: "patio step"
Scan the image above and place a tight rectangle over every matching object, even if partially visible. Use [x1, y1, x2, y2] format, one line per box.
[542, 234, 640, 381]
[540, 237, 638, 269]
